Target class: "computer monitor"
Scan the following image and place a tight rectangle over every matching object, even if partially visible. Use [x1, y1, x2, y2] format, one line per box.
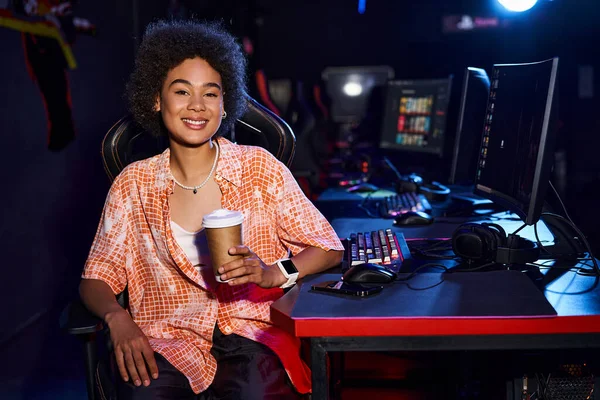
[449, 67, 491, 185]
[322, 66, 394, 123]
[379, 78, 453, 157]
[474, 57, 559, 225]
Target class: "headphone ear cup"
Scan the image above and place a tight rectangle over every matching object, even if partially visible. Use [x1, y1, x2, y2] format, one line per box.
[395, 179, 418, 193]
[418, 181, 451, 202]
[452, 223, 497, 262]
[482, 223, 507, 247]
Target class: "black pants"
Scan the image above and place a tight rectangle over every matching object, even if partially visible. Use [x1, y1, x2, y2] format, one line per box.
[114, 325, 302, 400]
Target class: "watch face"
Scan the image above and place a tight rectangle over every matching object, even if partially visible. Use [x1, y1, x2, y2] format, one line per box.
[280, 259, 298, 274]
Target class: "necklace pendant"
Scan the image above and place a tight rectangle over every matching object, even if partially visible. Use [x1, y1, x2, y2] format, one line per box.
[193, 188, 198, 194]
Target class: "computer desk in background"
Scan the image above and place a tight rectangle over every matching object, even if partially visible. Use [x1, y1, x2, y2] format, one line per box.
[270, 187, 600, 400]
[315, 186, 556, 241]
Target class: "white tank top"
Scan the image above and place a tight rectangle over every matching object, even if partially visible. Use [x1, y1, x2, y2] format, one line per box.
[170, 220, 212, 271]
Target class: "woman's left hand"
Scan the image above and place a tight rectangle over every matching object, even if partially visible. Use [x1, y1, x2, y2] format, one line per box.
[217, 245, 287, 288]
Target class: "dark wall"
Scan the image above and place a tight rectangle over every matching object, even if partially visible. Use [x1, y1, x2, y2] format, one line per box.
[0, 0, 135, 387]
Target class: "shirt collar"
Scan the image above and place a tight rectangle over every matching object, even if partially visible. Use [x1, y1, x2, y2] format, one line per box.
[214, 137, 243, 187]
[155, 137, 243, 192]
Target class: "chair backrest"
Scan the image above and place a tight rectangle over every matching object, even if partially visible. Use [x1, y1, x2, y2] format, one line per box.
[102, 96, 296, 181]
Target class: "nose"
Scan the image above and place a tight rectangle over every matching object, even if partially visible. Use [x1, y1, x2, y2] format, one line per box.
[187, 93, 206, 112]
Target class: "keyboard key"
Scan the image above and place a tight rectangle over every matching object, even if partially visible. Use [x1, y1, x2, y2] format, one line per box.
[378, 230, 391, 263]
[371, 231, 383, 263]
[364, 232, 374, 254]
[386, 229, 399, 257]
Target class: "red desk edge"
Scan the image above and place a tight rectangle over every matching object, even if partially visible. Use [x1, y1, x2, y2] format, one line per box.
[271, 284, 600, 338]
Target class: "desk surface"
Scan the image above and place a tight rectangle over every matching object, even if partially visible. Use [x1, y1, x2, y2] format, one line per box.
[330, 215, 555, 243]
[316, 187, 555, 243]
[271, 268, 600, 338]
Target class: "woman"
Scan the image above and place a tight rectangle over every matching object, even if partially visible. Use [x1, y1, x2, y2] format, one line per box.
[80, 20, 344, 399]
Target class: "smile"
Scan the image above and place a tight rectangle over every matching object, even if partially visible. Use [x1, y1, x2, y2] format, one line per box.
[182, 118, 207, 126]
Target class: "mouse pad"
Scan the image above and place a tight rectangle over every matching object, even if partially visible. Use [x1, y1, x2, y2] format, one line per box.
[293, 271, 557, 319]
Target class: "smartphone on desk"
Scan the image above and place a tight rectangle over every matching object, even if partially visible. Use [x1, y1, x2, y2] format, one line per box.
[311, 280, 383, 297]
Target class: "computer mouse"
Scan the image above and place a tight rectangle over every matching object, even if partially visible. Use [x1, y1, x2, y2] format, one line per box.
[342, 263, 395, 284]
[393, 211, 434, 226]
[346, 182, 379, 193]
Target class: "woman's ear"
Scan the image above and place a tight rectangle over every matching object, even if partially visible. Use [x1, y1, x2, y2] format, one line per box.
[153, 95, 161, 112]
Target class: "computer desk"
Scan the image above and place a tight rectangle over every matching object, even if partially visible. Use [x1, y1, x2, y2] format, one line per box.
[270, 188, 600, 399]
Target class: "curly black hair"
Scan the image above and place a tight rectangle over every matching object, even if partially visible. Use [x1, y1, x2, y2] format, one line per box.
[126, 20, 248, 138]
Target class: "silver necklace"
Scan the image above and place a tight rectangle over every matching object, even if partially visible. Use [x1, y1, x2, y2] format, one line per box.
[171, 142, 219, 194]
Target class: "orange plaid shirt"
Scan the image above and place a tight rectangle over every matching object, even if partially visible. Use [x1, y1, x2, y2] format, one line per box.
[82, 137, 343, 394]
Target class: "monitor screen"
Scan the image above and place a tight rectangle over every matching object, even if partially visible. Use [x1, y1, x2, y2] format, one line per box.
[474, 58, 559, 225]
[322, 66, 394, 123]
[379, 78, 453, 157]
[449, 67, 491, 185]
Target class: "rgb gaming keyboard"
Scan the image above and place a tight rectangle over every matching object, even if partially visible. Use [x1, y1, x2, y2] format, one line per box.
[343, 229, 411, 274]
[376, 192, 432, 218]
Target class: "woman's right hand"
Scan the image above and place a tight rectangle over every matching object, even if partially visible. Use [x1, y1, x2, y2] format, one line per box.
[105, 309, 159, 387]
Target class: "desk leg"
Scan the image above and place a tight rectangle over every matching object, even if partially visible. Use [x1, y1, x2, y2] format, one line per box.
[311, 340, 328, 400]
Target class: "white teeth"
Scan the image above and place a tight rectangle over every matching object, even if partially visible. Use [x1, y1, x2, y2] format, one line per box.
[182, 119, 207, 125]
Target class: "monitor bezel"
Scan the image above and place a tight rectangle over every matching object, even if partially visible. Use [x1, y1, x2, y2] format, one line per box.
[474, 57, 559, 225]
[449, 67, 490, 185]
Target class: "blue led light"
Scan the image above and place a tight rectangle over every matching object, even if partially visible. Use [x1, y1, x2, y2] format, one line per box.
[358, 0, 366, 14]
[497, 0, 538, 12]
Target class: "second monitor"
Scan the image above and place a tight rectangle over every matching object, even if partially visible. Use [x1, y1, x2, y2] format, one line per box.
[379, 77, 453, 157]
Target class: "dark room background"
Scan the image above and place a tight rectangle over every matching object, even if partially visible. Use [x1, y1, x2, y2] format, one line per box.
[1, 0, 599, 397]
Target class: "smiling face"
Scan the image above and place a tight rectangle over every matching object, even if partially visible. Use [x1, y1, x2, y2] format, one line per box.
[155, 57, 224, 148]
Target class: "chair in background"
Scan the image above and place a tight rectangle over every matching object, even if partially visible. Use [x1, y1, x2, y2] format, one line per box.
[60, 95, 296, 400]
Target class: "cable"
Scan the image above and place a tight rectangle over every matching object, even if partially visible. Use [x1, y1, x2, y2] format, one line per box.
[394, 263, 449, 282]
[512, 222, 528, 235]
[409, 238, 452, 252]
[540, 212, 599, 276]
[357, 202, 379, 218]
[529, 180, 599, 275]
[409, 239, 458, 260]
[382, 156, 403, 181]
[548, 180, 575, 224]
[449, 261, 497, 273]
[527, 262, 587, 274]
[534, 221, 555, 258]
[357, 190, 379, 218]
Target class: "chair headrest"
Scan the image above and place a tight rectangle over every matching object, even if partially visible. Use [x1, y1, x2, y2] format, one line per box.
[102, 96, 296, 182]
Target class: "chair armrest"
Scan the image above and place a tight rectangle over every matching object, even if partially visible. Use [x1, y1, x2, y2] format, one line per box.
[60, 298, 103, 335]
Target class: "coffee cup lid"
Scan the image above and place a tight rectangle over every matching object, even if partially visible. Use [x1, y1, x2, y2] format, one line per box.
[202, 209, 244, 228]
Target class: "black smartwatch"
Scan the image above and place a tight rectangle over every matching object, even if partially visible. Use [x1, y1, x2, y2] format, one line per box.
[275, 259, 299, 288]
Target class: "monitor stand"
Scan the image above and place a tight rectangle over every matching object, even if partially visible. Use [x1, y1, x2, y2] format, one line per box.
[445, 192, 507, 217]
[450, 191, 494, 207]
[538, 214, 587, 259]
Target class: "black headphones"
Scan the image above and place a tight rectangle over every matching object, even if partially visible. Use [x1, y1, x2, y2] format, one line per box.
[395, 173, 451, 202]
[451, 222, 540, 265]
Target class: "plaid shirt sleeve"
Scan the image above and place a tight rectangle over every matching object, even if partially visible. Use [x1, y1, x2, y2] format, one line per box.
[271, 156, 344, 256]
[81, 173, 130, 294]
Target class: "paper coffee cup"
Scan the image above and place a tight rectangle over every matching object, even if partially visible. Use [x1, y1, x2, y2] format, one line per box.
[202, 209, 244, 282]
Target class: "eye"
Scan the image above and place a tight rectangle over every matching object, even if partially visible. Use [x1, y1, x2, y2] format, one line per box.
[204, 92, 219, 98]
[175, 90, 189, 96]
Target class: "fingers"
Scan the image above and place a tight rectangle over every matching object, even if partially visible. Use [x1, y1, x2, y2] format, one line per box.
[221, 264, 259, 282]
[143, 347, 159, 380]
[124, 350, 142, 387]
[133, 351, 151, 386]
[219, 259, 262, 283]
[228, 245, 251, 256]
[115, 348, 130, 383]
[219, 247, 257, 275]
[115, 343, 158, 386]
